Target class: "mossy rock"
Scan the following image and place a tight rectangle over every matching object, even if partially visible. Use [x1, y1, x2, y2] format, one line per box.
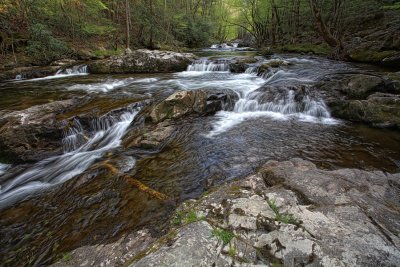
[279, 43, 330, 55]
[350, 49, 399, 64]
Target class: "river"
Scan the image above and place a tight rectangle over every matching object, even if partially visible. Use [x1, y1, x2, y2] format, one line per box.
[0, 50, 399, 265]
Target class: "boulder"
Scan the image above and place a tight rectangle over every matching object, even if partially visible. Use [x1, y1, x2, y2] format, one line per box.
[229, 56, 258, 73]
[122, 159, 400, 266]
[329, 93, 400, 129]
[340, 74, 384, 99]
[150, 89, 239, 123]
[88, 49, 196, 74]
[0, 66, 60, 81]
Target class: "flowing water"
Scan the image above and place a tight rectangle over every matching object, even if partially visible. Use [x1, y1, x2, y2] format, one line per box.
[0, 52, 399, 265]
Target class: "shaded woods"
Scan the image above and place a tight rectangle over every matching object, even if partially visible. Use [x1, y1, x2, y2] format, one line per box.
[0, 0, 399, 64]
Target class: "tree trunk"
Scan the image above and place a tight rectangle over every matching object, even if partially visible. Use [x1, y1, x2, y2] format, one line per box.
[309, 0, 347, 59]
[125, 0, 130, 49]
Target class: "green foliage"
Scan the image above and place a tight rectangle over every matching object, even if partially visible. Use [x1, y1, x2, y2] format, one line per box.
[26, 23, 71, 65]
[382, 3, 400, 10]
[267, 198, 299, 225]
[280, 44, 330, 55]
[172, 209, 205, 226]
[228, 245, 236, 258]
[172, 15, 213, 48]
[62, 252, 72, 262]
[212, 228, 235, 245]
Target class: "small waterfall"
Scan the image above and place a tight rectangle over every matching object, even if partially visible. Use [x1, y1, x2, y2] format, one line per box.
[232, 43, 239, 48]
[56, 65, 88, 76]
[187, 60, 230, 72]
[245, 66, 258, 74]
[234, 87, 331, 118]
[0, 163, 10, 176]
[15, 74, 23, 80]
[210, 44, 218, 49]
[0, 107, 139, 208]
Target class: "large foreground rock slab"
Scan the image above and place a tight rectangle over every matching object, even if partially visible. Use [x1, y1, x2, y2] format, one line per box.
[88, 49, 196, 74]
[130, 159, 400, 266]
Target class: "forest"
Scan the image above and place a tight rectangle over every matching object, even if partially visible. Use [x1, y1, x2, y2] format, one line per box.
[1, 0, 400, 66]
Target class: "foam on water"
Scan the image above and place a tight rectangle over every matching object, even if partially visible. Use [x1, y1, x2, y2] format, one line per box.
[206, 67, 338, 137]
[15, 65, 89, 81]
[68, 78, 158, 92]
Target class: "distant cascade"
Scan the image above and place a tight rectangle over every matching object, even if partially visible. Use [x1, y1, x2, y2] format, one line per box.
[56, 64, 88, 75]
[187, 60, 230, 72]
[15, 74, 23, 80]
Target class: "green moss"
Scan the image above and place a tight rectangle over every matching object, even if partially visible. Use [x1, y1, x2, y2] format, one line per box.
[93, 48, 123, 58]
[279, 43, 330, 55]
[172, 209, 205, 226]
[212, 228, 235, 245]
[62, 252, 72, 262]
[350, 50, 398, 63]
[228, 245, 236, 258]
[382, 3, 400, 10]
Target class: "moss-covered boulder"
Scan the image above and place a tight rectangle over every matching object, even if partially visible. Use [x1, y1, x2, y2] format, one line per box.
[329, 93, 400, 129]
[340, 74, 384, 99]
[88, 49, 196, 74]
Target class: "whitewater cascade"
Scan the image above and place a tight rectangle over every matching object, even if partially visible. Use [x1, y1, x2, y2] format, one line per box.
[206, 66, 337, 137]
[187, 59, 230, 72]
[0, 108, 139, 208]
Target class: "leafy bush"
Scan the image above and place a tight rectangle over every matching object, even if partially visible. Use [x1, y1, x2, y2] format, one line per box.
[26, 23, 71, 65]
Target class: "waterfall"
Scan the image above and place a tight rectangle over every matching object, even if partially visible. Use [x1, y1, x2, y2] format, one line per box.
[0, 107, 139, 208]
[0, 163, 10, 176]
[56, 65, 88, 75]
[187, 60, 230, 72]
[245, 66, 258, 74]
[234, 87, 331, 118]
[206, 68, 337, 137]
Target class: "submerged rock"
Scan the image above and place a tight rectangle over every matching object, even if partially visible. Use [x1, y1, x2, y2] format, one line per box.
[88, 49, 196, 74]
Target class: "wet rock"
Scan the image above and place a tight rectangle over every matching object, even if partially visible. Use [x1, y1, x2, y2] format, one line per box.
[0, 99, 81, 163]
[0, 65, 60, 81]
[229, 56, 258, 73]
[126, 159, 400, 266]
[150, 90, 207, 123]
[330, 93, 400, 129]
[340, 74, 384, 99]
[88, 49, 196, 74]
[316, 73, 400, 129]
[150, 89, 238, 123]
